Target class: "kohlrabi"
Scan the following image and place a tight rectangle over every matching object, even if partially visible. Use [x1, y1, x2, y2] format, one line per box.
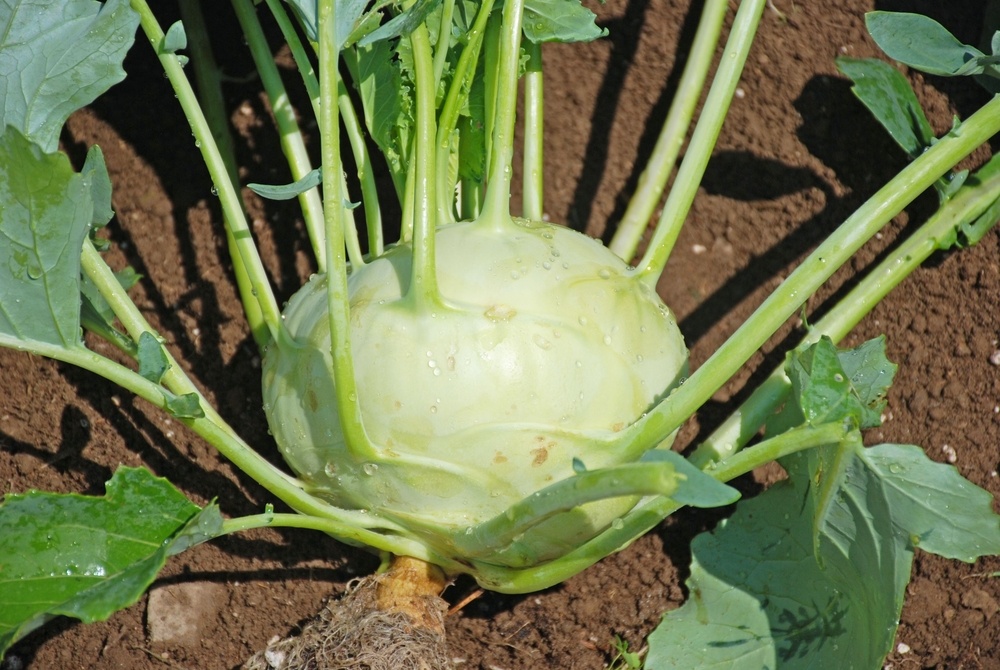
[2, 0, 1000, 667]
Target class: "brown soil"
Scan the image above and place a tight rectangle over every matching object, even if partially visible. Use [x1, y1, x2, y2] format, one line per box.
[3, 0, 999, 668]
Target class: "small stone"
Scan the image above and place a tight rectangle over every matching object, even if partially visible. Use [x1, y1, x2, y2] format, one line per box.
[147, 582, 227, 646]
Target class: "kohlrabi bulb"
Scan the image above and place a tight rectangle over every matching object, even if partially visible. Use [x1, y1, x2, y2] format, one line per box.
[262, 219, 687, 568]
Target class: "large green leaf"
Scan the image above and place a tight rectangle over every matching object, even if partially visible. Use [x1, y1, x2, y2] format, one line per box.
[0, 467, 222, 656]
[644, 439, 1000, 669]
[0, 127, 94, 347]
[0, 0, 139, 152]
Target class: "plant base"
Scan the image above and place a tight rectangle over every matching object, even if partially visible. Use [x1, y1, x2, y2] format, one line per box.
[244, 556, 451, 670]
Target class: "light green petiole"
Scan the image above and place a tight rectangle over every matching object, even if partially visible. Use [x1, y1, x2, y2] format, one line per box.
[479, 0, 525, 227]
[452, 461, 680, 559]
[405, 23, 444, 309]
[177, 0, 268, 350]
[130, 0, 281, 345]
[231, 0, 330, 269]
[521, 40, 544, 221]
[688, 156, 1000, 468]
[620, 92, 1000, 464]
[317, 0, 377, 462]
[607, 0, 729, 262]
[632, 0, 766, 284]
[469, 422, 848, 593]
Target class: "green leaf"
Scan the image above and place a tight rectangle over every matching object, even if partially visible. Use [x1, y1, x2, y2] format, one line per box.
[646, 440, 910, 669]
[285, 0, 373, 48]
[81, 145, 115, 227]
[162, 20, 187, 53]
[350, 40, 411, 189]
[645, 437, 1000, 668]
[866, 12, 985, 78]
[641, 450, 740, 508]
[834, 336, 896, 428]
[0, 0, 140, 152]
[860, 444, 1000, 562]
[775, 337, 896, 432]
[0, 467, 222, 656]
[523, 0, 607, 44]
[357, 0, 443, 47]
[835, 57, 935, 159]
[137, 332, 170, 383]
[248, 168, 322, 201]
[165, 392, 204, 419]
[0, 127, 92, 348]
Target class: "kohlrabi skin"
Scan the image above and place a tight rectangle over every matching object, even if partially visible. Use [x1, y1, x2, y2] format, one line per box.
[262, 218, 688, 567]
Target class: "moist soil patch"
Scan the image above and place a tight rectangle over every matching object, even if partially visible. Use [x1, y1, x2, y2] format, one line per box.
[3, 0, 999, 668]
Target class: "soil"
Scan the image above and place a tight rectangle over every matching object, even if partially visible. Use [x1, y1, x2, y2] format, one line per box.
[2, 0, 999, 668]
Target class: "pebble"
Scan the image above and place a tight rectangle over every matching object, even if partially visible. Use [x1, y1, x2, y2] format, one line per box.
[147, 582, 228, 646]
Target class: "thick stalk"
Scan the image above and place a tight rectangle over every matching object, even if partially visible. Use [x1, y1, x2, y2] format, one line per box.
[405, 24, 444, 308]
[632, 0, 766, 283]
[78, 240, 399, 531]
[471, 423, 847, 593]
[317, 0, 377, 461]
[435, 0, 497, 223]
[261, 0, 383, 255]
[178, 0, 268, 350]
[232, 0, 330, 268]
[622, 93, 1000, 462]
[521, 40, 544, 221]
[608, 0, 729, 261]
[688, 161, 1000, 467]
[479, 0, 525, 226]
[130, 0, 281, 344]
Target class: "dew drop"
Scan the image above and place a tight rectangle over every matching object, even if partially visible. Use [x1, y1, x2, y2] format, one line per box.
[611, 518, 625, 530]
[362, 462, 378, 475]
[598, 269, 612, 279]
[324, 462, 336, 477]
[603, 335, 613, 345]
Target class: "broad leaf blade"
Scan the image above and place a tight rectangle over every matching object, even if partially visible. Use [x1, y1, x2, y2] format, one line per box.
[523, 0, 607, 44]
[835, 57, 935, 159]
[0, 127, 93, 347]
[0, 0, 140, 152]
[861, 444, 1000, 562]
[0, 467, 222, 655]
[646, 442, 910, 669]
[866, 12, 985, 78]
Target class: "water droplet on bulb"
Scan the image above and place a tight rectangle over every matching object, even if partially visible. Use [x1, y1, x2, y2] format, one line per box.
[362, 462, 378, 475]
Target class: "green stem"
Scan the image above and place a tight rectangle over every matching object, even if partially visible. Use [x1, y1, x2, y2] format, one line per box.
[688, 159, 1000, 467]
[633, 0, 765, 283]
[219, 512, 452, 563]
[454, 461, 679, 558]
[231, 0, 329, 270]
[178, 0, 269, 351]
[433, 0, 456, 84]
[471, 422, 846, 593]
[607, 0, 729, 261]
[624, 93, 1000, 462]
[436, 0, 497, 223]
[130, 0, 281, 344]
[522, 40, 544, 221]
[317, 0, 376, 462]
[479, 0, 525, 225]
[75, 241, 397, 529]
[404, 24, 443, 308]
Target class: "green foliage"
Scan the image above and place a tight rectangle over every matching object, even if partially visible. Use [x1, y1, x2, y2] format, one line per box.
[0, 0, 139, 153]
[645, 339, 1000, 668]
[0, 127, 93, 348]
[866, 12, 1000, 81]
[0, 467, 222, 656]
